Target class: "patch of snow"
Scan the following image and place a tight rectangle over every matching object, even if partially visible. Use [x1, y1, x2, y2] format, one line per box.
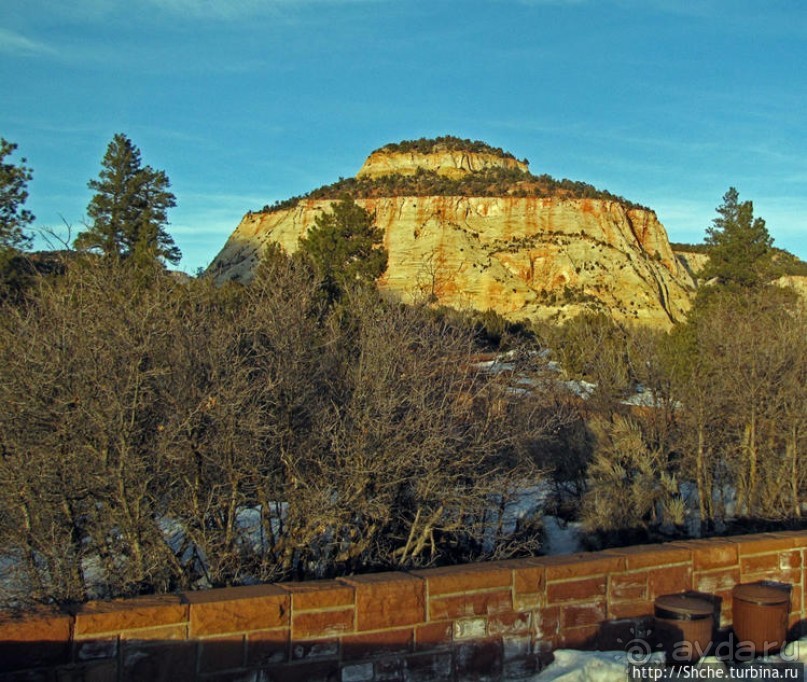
[532, 649, 665, 681]
[481, 484, 582, 555]
[543, 515, 582, 555]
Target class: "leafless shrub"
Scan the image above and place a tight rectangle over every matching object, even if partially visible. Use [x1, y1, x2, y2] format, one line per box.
[0, 255, 560, 609]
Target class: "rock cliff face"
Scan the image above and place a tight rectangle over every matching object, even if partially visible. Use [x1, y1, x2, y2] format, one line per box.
[674, 251, 710, 280]
[774, 275, 807, 302]
[358, 149, 529, 179]
[209, 144, 697, 329]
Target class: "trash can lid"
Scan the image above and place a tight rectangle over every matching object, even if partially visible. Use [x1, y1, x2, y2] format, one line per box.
[654, 594, 714, 620]
[733, 583, 790, 606]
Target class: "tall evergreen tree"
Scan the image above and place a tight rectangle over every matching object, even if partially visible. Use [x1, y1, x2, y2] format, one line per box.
[298, 195, 387, 297]
[0, 138, 34, 298]
[76, 134, 180, 265]
[702, 187, 773, 289]
[0, 137, 34, 254]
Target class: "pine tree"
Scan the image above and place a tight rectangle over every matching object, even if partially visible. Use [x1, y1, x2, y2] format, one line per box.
[0, 137, 34, 253]
[0, 138, 34, 298]
[702, 187, 773, 289]
[76, 134, 180, 265]
[298, 195, 387, 297]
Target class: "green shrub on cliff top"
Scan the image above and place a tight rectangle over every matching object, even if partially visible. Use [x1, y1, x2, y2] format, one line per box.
[377, 135, 518, 159]
[262, 167, 649, 213]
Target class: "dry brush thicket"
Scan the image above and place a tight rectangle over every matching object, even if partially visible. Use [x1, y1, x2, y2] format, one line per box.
[0, 258, 560, 609]
[546, 291, 807, 546]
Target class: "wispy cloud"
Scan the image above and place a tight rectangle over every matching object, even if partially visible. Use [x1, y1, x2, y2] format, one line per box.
[0, 28, 57, 57]
[143, 0, 386, 19]
[504, 0, 588, 5]
[7, 0, 387, 26]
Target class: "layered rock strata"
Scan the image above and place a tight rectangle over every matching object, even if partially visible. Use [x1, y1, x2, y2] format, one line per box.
[357, 149, 528, 179]
[210, 145, 700, 328]
[211, 198, 696, 329]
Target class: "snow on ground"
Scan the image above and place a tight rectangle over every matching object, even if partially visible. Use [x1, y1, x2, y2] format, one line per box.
[530, 649, 666, 680]
[522, 646, 806, 681]
[543, 515, 582, 555]
[493, 484, 582, 556]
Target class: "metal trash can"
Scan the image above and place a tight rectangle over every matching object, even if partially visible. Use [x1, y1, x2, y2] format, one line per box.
[733, 583, 790, 655]
[654, 594, 714, 663]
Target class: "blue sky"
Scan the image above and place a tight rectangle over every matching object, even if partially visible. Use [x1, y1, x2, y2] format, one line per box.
[2, 0, 805, 273]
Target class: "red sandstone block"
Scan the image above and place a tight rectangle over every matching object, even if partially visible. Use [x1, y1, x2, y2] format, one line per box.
[0, 608, 72, 643]
[533, 606, 560, 640]
[120, 640, 196, 681]
[74, 636, 118, 663]
[514, 563, 546, 609]
[546, 576, 606, 604]
[373, 657, 404, 681]
[560, 600, 607, 629]
[411, 561, 515, 596]
[694, 567, 741, 595]
[772, 531, 807, 549]
[672, 539, 739, 571]
[793, 582, 803, 605]
[74, 660, 118, 682]
[789, 585, 803, 618]
[503, 654, 541, 681]
[201, 671, 280, 682]
[339, 573, 425, 632]
[265, 660, 340, 682]
[454, 637, 503, 678]
[185, 584, 289, 637]
[769, 531, 807, 546]
[292, 608, 354, 639]
[415, 621, 452, 651]
[342, 627, 414, 661]
[404, 652, 453, 681]
[453, 616, 487, 640]
[515, 593, 544, 611]
[609, 573, 647, 601]
[740, 553, 779, 574]
[429, 589, 512, 620]
[557, 624, 599, 650]
[647, 564, 693, 598]
[74, 594, 187, 637]
[489, 611, 531, 636]
[246, 628, 289, 666]
[0, 608, 72, 672]
[741, 550, 801, 575]
[742, 568, 801, 588]
[730, 533, 797, 555]
[608, 599, 654, 620]
[598, 617, 654, 652]
[537, 553, 625, 581]
[198, 634, 245, 673]
[290, 637, 339, 661]
[605, 544, 692, 570]
[120, 624, 188, 641]
[501, 632, 532, 662]
[278, 580, 354, 611]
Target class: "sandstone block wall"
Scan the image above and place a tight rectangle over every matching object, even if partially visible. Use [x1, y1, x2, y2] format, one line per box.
[2, 531, 806, 681]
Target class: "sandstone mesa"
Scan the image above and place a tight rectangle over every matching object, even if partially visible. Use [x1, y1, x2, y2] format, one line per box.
[209, 142, 700, 329]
